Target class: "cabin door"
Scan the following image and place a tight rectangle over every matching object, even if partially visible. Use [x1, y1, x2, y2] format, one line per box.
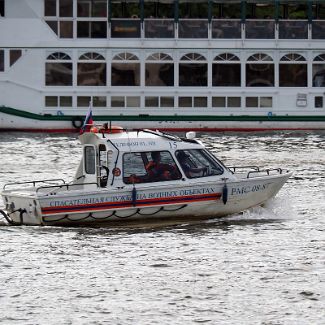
[84, 145, 97, 186]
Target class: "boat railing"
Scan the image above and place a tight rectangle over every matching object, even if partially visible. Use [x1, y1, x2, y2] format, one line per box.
[36, 182, 99, 195]
[228, 166, 284, 178]
[3, 179, 66, 191]
[247, 168, 284, 179]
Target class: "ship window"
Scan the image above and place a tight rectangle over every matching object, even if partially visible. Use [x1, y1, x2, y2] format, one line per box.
[78, 96, 91, 107]
[111, 96, 125, 107]
[245, 96, 272, 108]
[45, 96, 58, 107]
[77, 96, 106, 107]
[279, 53, 307, 87]
[161, 96, 174, 107]
[85, 146, 96, 175]
[179, 97, 192, 107]
[60, 96, 73, 107]
[212, 53, 241, 87]
[111, 0, 140, 18]
[246, 53, 274, 87]
[60, 0, 73, 17]
[179, 53, 207, 87]
[0, 0, 4, 16]
[228, 97, 240, 107]
[112, 52, 140, 86]
[59, 21, 73, 38]
[144, 0, 174, 18]
[315, 96, 323, 108]
[0, 50, 4, 72]
[77, 0, 108, 17]
[246, 1, 275, 19]
[178, 0, 208, 19]
[77, 52, 106, 86]
[77, 21, 107, 38]
[145, 97, 159, 107]
[194, 97, 207, 107]
[212, 97, 226, 108]
[123, 151, 181, 184]
[46, 52, 72, 86]
[146, 52, 174, 87]
[126, 96, 140, 107]
[45, 0, 56, 16]
[246, 97, 258, 107]
[313, 54, 325, 87]
[10, 50, 22, 66]
[212, 96, 241, 108]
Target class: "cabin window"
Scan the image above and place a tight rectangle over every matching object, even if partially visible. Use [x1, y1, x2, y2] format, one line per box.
[77, 96, 106, 107]
[212, 96, 241, 108]
[279, 53, 307, 87]
[77, 0, 107, 17]
[179, 53, 207, 87]
[123, 151, 181, 184]
[313, 54, 325, 87]
[245, 96, 272, 108]
[77, 52, 106, 86]
[111, 96, 125, 107]
[45, 95, 72, 107]
[175, 149, 223, 179]
[144, 0, 174, 18]
[45, 0, 74, 38]
[10, 50, 22, 66]
[111, 52, 140, 86]
[161, 96, 174, 107]
[46, 52, 73, 86]
[315, 96, 323, 108]
[0, 50, 4, 72]
[84, 146, 96, 174]
[212, 53, 241, 87]
[145, 53, 174, 86]
[145, 97, 159, 107]
[0, 0, 5, 17]
[111, 0, 140, 18]
[246, 53, 274, 87]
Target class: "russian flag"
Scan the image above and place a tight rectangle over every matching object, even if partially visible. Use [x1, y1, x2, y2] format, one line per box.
[80, 102, 94, 134]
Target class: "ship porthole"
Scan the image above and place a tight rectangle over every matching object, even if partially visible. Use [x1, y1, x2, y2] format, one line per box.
[72, 116, 83, 129]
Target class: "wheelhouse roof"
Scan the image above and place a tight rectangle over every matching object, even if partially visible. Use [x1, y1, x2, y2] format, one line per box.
[79, 129, 203, 152]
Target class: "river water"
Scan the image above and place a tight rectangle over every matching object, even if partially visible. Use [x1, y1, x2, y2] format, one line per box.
[0, 132, 324, 324]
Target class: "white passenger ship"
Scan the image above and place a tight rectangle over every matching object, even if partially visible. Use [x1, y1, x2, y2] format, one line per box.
[0, 0, 325, 132]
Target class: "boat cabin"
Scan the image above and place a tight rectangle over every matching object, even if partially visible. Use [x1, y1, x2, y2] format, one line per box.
[77, 129, 233, 190]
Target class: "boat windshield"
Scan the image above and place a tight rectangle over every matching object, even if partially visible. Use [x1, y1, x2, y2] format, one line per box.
[175, 149, 224, 179]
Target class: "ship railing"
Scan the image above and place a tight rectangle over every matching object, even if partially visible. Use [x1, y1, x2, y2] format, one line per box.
[3, 179, 66, 191]
[278, 19, 309, 39]
[107, 17, 320, 40]
[312, 20, 325, 39]
[228, 166, 284, 178]
[144, 18, 175, 38]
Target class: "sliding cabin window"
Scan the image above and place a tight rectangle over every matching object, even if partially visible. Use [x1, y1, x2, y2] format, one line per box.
[145, 53, 174, 86]
[246, 53, 274, 87]
[77, 52, 106, 86]
[212, 53, 241, 87]
[111, 52, 140, 86]
[279, 53, 307, 87]
[179, 53, 207, 87]
[45, 52, 73, 86]
[312, 54, 325, 87]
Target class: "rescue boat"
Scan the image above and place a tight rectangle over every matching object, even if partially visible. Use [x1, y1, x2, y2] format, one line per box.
[0, 126, 292, 226]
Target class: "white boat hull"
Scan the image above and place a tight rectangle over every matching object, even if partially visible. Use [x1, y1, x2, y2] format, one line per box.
[1, 173, 291, 226]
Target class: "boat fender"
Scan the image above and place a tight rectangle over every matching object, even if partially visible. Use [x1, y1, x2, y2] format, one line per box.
[72, 116, 84, 129]
[222, 183, 228, 205]
[132, 187, 137, 206]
